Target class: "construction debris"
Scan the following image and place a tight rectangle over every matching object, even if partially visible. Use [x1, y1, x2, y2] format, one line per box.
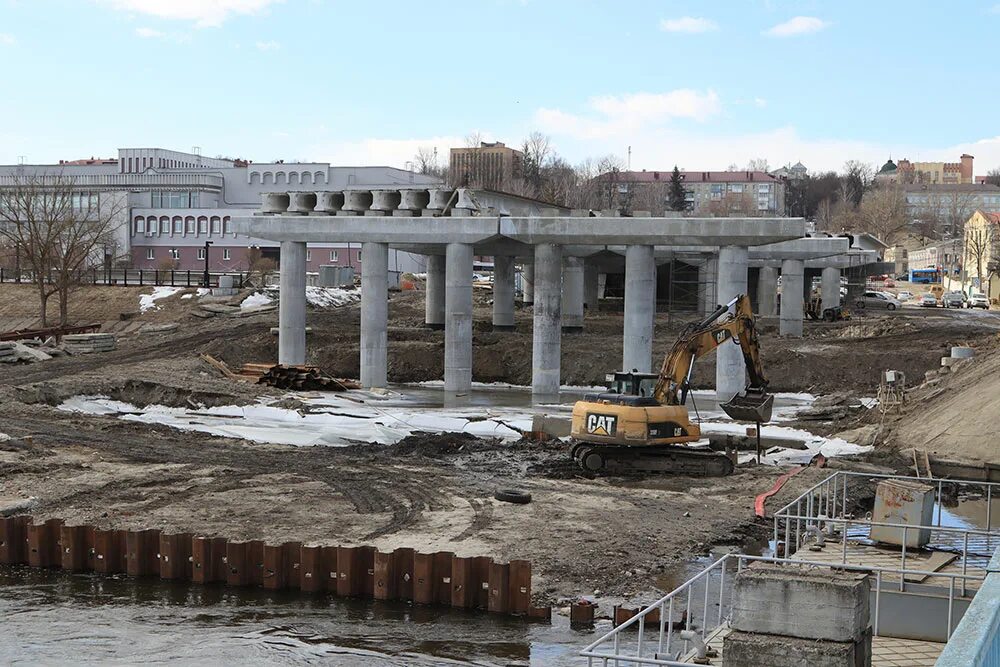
[62, 333, 116, 355]
[198, 354, 359, 391]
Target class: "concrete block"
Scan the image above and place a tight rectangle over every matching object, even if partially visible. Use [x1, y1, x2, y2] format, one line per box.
[530, 414, 571, 438]
[869, 479, 934, 547]
[950, 346, 974, 359]
[723, 629, 872, 667]
[940, 356, 958, 368]
[730, 565, 869, 642]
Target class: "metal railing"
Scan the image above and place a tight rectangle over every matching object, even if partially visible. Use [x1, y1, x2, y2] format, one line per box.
[774, 472, 1000, 577]
[579, 553, 986, 667]
[936, 545, 1000, 667]
[0, 268, 248, 289]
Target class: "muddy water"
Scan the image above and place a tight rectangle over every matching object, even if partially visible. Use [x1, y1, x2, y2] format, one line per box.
[0, 566, 590, 666]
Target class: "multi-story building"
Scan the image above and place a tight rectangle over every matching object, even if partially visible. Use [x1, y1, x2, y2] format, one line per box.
[877, 154, 975, 184]
[449, 142, 523, 190]
[963, 210, 1000, 300]
[602, 169, 785, 215]
[902, 183, 1000, 235]
[0, 147, 441, 273]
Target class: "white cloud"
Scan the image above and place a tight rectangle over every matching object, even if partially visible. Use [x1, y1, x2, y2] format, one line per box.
[754, 97, 767, 108]
[255, 40, 280, 51]
[659, 17, 718, 33]
[535, 90, 721, 140]
[0, 33, 15, 46]
[135, 27, 164, 38]
[765, 16, 830, 37]
[100, 0, 284, 28]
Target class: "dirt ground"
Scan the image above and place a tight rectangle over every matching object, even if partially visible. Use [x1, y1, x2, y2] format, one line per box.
[0, 284, 997, 604]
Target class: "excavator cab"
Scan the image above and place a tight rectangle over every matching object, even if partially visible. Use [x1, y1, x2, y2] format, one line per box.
[720, 385, 774, 423]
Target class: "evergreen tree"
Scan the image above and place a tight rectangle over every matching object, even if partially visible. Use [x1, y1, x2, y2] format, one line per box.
[668, 166, 687, 211]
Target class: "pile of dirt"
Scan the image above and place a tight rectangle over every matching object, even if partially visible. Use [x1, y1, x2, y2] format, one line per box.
[887, 342, 1000, 464]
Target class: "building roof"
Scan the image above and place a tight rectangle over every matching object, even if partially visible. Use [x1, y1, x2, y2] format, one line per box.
[878, 159, 897, 174]
[604, 170, 778, 183]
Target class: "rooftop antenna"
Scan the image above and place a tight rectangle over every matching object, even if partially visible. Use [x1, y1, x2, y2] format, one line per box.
[627, 145, 631, 170]
[193, 146, 202, 164]
[17, 155, 25, 165]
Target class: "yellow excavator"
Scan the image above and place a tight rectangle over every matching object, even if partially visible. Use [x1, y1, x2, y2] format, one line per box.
[569, 294, 772, 476]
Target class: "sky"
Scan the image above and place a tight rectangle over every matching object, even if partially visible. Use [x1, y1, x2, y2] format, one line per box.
[3, 0, 1000, 174]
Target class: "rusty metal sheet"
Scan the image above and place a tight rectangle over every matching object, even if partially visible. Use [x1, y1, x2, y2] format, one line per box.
[393, 547, 414, 602]
[433, 551, 455, 606]
[488, 562, 510, 613]
[450, 556, 475, 609]
[93, 529, 125, 574]
[412, 552, 434, 604]
[299, 545, 322, 592]
[225, 541, 251, 586]
[125, 529, 160, 577]
[0, 516, 29, 565]
[373, 551, 396, 600]
[159, 533, 192, 581]
[508, 559, 531, 615]
[59, 525, 88, 573]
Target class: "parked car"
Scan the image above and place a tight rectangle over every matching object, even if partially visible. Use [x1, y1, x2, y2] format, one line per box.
[856, 290, 902, 311]
[942, 291, 967, 308]
[895, 290, 915, 301]
[967, 293, 990, 309]
[919, 293, 939, 307]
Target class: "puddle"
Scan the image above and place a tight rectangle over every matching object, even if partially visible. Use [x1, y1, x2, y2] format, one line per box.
[0, 566, 585, 666]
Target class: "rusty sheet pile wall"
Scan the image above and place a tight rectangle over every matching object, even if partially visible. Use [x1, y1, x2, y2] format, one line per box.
[0, 516, 550, 620]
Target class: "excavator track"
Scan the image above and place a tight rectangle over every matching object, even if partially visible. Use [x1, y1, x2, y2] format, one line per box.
[570, 441, 735, 477]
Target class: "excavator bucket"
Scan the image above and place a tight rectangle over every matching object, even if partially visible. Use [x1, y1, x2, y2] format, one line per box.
[720, 386, 774, 423]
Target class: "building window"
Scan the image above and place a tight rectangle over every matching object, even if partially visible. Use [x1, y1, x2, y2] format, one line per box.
[357, 251, 361, 262]
[173, 219, 183, 234]
[198, 218, 208, 234]
[305, 250, 312, 262]
[210, 218, 221, 235]
[135, 218, 146, 234]
[159, 218, 169, 234]
[222, 218, 231, 234]
[197, 248, 206, 260]
[146, 248, 155, 260]
[728, 183, 744, 193]
[329, 250, 338, 262]
[710, 184, 724, 200]
[151, 191, 199, 208]
[223, 249, 231, 261]
[169, 248, 179, 260]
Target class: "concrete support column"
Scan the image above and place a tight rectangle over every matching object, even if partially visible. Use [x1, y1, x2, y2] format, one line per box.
[716, 246, 749, 402]
[424, 255, 445, 330]
[444, 243, 474, 394]
[278, 241, 307, 366]
[360, 241, 389, 388]
[583, 263, 599, 311]
[701, 256, 719, 315]
[532, 244, 562, 398]
[492, 255, 515, 331]
[561, 256, 584, 332]
[779, 259, 805, 338]
[623, 245, 656, 373]
[522, 264, 534, 304]
[821, 267, 841, 311]
[757, 265, 779, 317]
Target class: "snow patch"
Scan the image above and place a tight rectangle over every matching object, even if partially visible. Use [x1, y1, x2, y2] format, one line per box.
[139, 286, 183, 312]
[241, 292, 274, 310]
[260, 286, 361, 309]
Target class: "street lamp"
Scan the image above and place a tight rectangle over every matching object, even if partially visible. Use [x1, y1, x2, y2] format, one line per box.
[203, 241, 213, 288]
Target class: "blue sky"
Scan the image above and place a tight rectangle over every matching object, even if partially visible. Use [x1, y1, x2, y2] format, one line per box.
[3, 0, 1000, 173]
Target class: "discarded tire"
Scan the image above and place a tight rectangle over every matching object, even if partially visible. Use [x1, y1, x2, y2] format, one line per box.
[494, 489, 532, 504]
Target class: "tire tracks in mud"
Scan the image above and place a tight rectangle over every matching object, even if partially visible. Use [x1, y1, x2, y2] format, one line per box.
[0, 408, 458, 538]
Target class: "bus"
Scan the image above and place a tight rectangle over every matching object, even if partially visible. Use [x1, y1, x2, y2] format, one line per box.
[909, 268, 940, 284]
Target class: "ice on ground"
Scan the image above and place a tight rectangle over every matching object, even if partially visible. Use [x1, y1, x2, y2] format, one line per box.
[139, 286, 184, 312]
[241, 292, 274, 310]
[180, 294, 193, 300]
[261, 286, 361, 309]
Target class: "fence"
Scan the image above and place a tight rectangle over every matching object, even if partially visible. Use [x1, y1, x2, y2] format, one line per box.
[0, 515, 550, 620]
[0, 268, 248, 289]
[936, 544, 1000, 667]
[579, 553, 986, 666]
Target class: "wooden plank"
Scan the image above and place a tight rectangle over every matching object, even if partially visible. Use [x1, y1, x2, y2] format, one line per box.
[0, 516, 29, 565]
[488, 562, 510, 613]
[903, 552, 958, 583]
[508, 559, 531, 615]
[373, 550, 396, 600]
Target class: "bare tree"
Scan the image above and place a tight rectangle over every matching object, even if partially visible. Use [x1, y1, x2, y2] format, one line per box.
[854, 183, 908, 244]
[965, 217, 996, 291]
[245, 247, 278, 287]
[841, 160, 874, 208]
[464, 132, 484, 148]
[985, 168, 1000, 187]
[745, 158, 770, 172]
[0, 172, 126, 326]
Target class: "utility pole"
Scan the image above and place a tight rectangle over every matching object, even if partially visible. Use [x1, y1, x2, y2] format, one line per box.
[203, 241, 213, 287]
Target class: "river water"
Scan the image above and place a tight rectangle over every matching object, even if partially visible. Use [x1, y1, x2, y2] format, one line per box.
[0, 566, 594, 665]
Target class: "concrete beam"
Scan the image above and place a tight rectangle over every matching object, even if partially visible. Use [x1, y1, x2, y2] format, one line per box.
[716, 246, 749, 401]
[277, 241, 307, 365]
[780, 259, 805, 337]
[237, 215, 805, 247]
[493, 255, 515, 330]
[444, 243, 474, 394]
[532, 244, 562, 398]
[360, 241, 388, 387]
[623, 245, 656, 373]
[424, 255, 445, 329]
[749, 237, 849, 261]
